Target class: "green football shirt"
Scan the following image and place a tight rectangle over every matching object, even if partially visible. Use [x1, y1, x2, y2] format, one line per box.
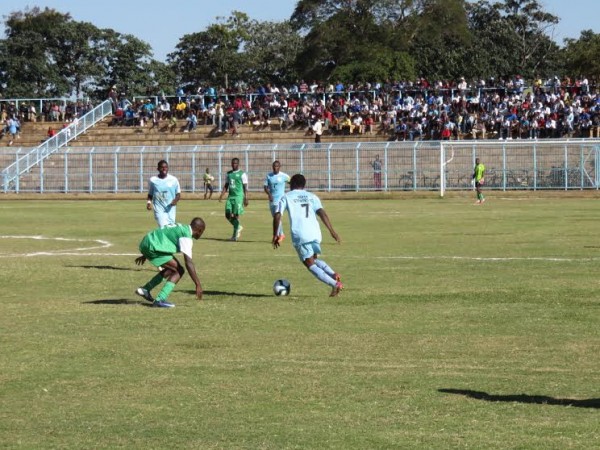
[226, 169, 248, 199]
[139, 223, 194, 262]
[474, 163, 485, 181]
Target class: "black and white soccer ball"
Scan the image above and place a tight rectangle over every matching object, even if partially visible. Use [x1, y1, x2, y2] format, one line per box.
[273, 279, 291, 296]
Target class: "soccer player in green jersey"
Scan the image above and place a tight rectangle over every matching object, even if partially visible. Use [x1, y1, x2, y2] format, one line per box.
[218, 157, 249, 241]
[134, 217, 205, 308]
[472, 158, 486, 204]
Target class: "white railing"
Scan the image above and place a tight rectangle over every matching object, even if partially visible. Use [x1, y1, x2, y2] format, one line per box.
[2, 100, 113, 192]
[3, 140, 599, 194]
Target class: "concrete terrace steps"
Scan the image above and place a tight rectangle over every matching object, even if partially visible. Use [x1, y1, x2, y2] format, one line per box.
[16, 117, 393, 148]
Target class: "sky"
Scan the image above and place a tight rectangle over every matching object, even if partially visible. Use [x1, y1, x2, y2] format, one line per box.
[1, 0, 598, 62]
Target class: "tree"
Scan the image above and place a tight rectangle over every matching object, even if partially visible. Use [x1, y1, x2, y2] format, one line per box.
[406, 0, 472, 80]
[168, 12, 251, 92]
[562, 30, 600, 82]
[291, 0, 411, 82]
[242, 20, 303, 86]
[94, 30, 155, 98]
[0, 7, 71, 97]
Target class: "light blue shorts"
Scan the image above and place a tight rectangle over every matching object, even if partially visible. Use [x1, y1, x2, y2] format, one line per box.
[155, 209, 176, 228]
[294, 241, 321, 262]
[269, 203, 278, 216]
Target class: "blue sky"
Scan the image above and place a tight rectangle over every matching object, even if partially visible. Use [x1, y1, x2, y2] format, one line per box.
[2, 1, 598, 62]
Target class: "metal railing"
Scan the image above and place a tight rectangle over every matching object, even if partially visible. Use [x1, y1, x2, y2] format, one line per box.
[3, 139, 598, 194]
[2, 100, 113, 192]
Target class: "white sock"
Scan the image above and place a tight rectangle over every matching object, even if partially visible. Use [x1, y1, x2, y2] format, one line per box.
[309, 264, 336, 287]
[315, 259, 335, 277]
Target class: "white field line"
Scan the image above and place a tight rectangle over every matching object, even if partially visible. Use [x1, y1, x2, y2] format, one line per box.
[0, 235, 596, 262]
[371, 255, 597, 262]
[0, 235, 117, 257]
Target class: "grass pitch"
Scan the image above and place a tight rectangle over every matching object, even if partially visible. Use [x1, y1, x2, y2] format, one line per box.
[0, 194, 598, 449]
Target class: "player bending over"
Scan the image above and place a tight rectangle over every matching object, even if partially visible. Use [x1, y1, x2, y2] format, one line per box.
[134, 217, 205, 308]
[272, 174, 343, 297]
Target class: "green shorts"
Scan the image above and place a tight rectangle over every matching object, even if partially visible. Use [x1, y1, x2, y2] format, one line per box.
[138, 235, 174, 267]
[225, 197, 245, 216]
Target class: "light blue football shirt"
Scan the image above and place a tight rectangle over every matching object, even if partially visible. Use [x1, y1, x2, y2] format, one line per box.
[148, 173, 181, 227]
[277, 189, 323, 246]
[264, 171, 290, 205]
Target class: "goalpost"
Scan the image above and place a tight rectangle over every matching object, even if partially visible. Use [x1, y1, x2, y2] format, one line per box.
[439, 143, 454, 197]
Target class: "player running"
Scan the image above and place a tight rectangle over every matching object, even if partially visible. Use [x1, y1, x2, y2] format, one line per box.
[146, 160, 181, 227]
[272, 174, 343, 297]
[264, 160, 290, 243]
[218, 157, 249, 241]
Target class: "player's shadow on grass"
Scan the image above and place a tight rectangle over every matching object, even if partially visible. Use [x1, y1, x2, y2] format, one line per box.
[438, 389, 600, 409]
[83, 298, 144, 305]
[67, 265, 137, 271]
[184, 289, 270, 298]
[201, 237, 263, 243]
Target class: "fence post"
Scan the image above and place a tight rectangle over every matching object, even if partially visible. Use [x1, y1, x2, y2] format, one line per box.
[64, 149, 69, 193]
[564, 144, 568, 190]
[580, 145, 584, 190]
[502, 143, 507, 191]
[384, 142, 389, 191]
[89, 149, 94, 193]
[533, 143, 537, 190]
[139, 148, 145, 193]
[355, 143, 360, 192]
[327, 144, 332, 192]
[40, 157, 44, 194]
[412, 143, 418, 191]
[114, 149, 119, 193]
[439, 142, 445, 197]
[217, 146, 224, 191]
[192, 146, 197, 193]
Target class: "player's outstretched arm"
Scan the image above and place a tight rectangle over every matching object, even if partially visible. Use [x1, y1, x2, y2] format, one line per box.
[316, 209, 341, 244]
[184, 255, 203, 300]
[135, 255, 147, 265]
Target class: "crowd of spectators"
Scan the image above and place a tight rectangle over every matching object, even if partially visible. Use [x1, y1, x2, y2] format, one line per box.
[110, 75, 600, 141]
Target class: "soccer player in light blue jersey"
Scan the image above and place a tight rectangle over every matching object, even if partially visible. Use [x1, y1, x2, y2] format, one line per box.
[264, 160, 290, 243]
[273, 174, 343, 297]
[147, 160, 181, 228]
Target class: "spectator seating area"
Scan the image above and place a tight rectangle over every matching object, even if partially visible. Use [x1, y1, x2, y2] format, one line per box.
[2, 76, 600, 149]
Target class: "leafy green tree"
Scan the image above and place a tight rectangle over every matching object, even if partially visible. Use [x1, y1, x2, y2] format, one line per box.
[465, 0, 560, 80]
[0, 7, 71, 97]
[94, 29, 155, 98]
[292, 0, 409, 82]
[168, 12, 251, 92]
[242, 20, 303, 86]
[406, 0, 472, 80]
[562, 30, 600, 81]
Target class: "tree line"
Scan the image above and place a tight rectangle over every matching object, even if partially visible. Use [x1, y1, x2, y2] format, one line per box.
[0, 0, 598, 101]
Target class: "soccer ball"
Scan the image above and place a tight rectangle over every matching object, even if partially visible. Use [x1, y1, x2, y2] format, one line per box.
[273, 279, 291, 296]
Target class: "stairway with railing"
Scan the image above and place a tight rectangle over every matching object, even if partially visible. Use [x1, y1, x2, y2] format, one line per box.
[2, 100, 113, 192]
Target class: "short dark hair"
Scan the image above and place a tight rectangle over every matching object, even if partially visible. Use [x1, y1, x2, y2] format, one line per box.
[290, 174, 306, 190]
[157, 160, 168, 169]
[231, 157, 239, 164]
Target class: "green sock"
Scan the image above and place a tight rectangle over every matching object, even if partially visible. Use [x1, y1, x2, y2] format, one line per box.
[144, 273, 164, 291]
[156, 281, 176, 302]
[231, 217, 240, 235]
